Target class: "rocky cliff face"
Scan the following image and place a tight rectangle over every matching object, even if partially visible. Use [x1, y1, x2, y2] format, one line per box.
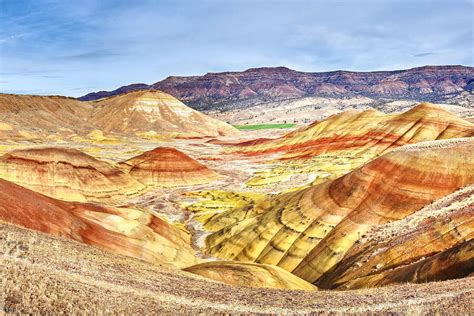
[80, 65, 474, 111]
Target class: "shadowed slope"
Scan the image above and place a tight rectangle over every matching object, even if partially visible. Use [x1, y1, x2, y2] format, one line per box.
[184, 261, 317, 291]
[204, 138, 474, 286]
[0, 178, 197, 268]
[120, 147, 219, 187]
[89, 90, 238, 137]
[0, 147, 146, 203]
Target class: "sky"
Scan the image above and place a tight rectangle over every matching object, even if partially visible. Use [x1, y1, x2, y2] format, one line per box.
[0, 0, 473, 96]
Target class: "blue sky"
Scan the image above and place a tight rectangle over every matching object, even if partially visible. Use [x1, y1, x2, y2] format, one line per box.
[0, 0, 472, 96]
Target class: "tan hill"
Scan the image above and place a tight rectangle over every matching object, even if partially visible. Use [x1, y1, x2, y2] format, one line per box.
[0, 147, 146, 203]
[184, 261, 317, 291]
[0, 179, 198, 268]
[0, 93, 93, 140]
[89, 90, 238, 137]
[2, 222, 473, 314]
[202, 138, 474, 287]
[120, 147, 219, 187]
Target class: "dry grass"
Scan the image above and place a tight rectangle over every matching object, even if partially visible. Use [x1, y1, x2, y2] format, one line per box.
[1, 222, 473, 314]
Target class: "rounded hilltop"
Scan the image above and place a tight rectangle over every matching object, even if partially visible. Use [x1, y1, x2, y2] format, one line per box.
[0, 147, 146, 203]
[120, 146, 219, 187]
[88, 89, 238, 138]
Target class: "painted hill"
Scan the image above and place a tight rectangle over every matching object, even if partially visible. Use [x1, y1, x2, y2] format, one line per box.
[0, 147, 146, 203]
[231, 103, 474, 188]
[88, 90, 238, 137]
[0, 93, 93, 140]
[0, 178, 198, 268]
[317, 185, 474, 289]
[184, 261, 317, 291]
[236, 103, 474, 159]
[201, 138, 474, 287]
[120, 147, 219, 187]
[79, 65, 474, 111]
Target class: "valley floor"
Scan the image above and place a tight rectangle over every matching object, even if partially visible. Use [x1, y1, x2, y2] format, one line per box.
[1, 222, 473, 314]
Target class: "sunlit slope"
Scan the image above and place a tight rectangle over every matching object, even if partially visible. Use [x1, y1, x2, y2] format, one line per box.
[184, 261, 317, 291]
[120, 147, 219, 187]
[0, 147, 146, 203]
[237, 103, 474, 158]
[89, 90, 238, 137]
[317, 185, 474, 289]
[0, 93, 93, 140]
[0, 178, 198, 267]
[204, 138, 474, 286]
[236, 103, 474, 188]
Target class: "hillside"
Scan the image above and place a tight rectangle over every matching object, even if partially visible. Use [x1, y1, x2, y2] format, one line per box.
[201, 138, 474, 287]
[79, 65, 474, 111]
[0, 93, 93, 140]
[120, 147, 219, 187]
[0, 179, 198, 268]
[236, 103, 474, 158]
[2, 222, 472, 314]
[88, 90, 238, 137]
[0, 147, 146, 203]
[0, 91, 237, 140]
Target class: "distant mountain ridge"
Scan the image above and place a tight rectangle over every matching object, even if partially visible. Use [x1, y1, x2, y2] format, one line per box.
[79, 65, 474, 111]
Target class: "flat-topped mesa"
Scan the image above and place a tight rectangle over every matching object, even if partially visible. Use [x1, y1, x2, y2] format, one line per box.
[236, 102, 474, 159]
[184, 261, 317, 291]
[0, 147, 146, 203]
[203, 138, 474, 287]
[89, 90, 238, 137]
[120, 147, 219, 187]
[0, 178, 198, 268]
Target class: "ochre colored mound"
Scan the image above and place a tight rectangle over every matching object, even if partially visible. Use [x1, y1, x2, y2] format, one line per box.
[0, 178, 198, 268]
[89, 90, 238, 137]
[0, 93, 93, 140]
[0, 147, 146, 203]
[120, 147, 219, 187]
[203, 138, 474, 287]
[237, 103, 474, 159]
[184, 261, 317, 291]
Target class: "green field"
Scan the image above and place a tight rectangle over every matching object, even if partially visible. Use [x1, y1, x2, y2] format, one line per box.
[233, 123, 296, 130]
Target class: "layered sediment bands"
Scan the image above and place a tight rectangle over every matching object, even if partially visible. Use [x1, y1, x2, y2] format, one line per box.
[89, 90, 238, 137]
[184, 261, 317, 291]
[236, 103, 474, 159]
[0, 147, 146, 203]
[0, 178, 198, 267]
[0, 93, 93, 140]
[204, 139, 474, 286]
[120, 147, 219, 187]
[317, 185, 474, 289]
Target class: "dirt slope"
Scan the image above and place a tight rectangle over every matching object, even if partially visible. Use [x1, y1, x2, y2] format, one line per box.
[0, 179, 197, 268]
[89, 90, 238, 137]
[2, 222, 472, 314]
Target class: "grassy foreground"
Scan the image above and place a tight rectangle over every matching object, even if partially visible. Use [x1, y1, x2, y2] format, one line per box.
[233, 123, 296, 130]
